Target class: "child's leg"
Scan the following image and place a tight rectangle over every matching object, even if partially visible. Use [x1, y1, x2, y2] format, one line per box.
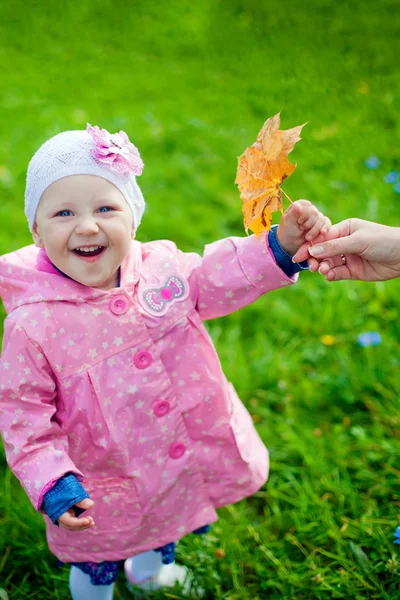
[69, 566, 115, 600]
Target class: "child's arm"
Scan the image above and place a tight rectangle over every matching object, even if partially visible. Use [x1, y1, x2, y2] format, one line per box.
[0, 319, 84, 515]
[170, 200, 330, 321]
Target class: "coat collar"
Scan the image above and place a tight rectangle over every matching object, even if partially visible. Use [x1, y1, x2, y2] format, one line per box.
[0, 240, 142, 314]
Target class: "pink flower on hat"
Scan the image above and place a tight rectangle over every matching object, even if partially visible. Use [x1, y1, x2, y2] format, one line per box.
[87, 123, 144, 177]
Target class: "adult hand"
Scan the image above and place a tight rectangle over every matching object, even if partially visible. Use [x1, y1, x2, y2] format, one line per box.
[292, 218, 400, 282]
[57, 498, 95, 531]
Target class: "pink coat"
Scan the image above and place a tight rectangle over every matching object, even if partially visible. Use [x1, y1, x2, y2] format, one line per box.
[0, 233, 296, 563]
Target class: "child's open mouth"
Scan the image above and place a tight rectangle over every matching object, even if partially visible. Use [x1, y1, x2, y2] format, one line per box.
[73, 246, 106, 261]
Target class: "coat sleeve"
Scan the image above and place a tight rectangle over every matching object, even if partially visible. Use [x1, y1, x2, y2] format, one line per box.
[0, 319, 83, 511]
[175, 231, 298, 320]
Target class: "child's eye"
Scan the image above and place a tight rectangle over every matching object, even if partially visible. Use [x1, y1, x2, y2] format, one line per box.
[98, 206, 114, 213]
[56, 210, 72, 217]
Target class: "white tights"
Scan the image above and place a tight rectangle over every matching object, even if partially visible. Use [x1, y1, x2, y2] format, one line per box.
[69, 566, 115, 600]
[69, 550, 163, 600]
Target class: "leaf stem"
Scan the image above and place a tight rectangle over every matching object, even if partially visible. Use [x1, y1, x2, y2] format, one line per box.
[279, 187, 293, 203]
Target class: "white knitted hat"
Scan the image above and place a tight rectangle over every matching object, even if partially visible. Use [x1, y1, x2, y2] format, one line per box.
[25, 126, 145, 231]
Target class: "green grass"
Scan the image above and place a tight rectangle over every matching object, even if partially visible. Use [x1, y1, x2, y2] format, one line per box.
[0, 0, 400, 598]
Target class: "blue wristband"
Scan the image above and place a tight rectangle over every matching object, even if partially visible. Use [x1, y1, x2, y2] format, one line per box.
[268, 225, 309, 277]
[43, 473, 90, 526]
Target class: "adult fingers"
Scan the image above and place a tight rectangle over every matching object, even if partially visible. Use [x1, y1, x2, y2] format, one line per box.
[308, 257, 321, 272]
[292, 241, 312, 263]
[307, 220, 352, 247]
[318, 258, 338, 275]
[318, 258, 353, 281]
[309, 255, 342, 274]
[308, 233, 360, 259]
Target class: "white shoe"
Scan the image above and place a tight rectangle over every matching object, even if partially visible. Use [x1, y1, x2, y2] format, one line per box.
[124, 560, 202, 596]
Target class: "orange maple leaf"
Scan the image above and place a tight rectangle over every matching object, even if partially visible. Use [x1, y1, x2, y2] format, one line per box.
[235, 113, 306, 235]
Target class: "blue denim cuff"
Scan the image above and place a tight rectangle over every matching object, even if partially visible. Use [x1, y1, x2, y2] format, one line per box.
[43, 473, 90, 526]
[268, 225, 309, 277]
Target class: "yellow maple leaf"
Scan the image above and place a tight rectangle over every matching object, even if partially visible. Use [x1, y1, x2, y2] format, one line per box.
[235, 113, 306, 235]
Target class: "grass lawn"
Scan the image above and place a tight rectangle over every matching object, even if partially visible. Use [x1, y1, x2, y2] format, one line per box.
[0, 0, 399, 598]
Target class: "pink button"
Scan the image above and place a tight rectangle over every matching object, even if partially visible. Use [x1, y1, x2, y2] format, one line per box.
[153, 399, 171, 417]
[160, 287, 173, 301]
[169, 442, 186, 459]
[134, 351, 152, 369]
[110, 296, 129, 315]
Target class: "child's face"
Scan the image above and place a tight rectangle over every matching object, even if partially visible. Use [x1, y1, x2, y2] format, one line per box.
[32, 175, 134, 290]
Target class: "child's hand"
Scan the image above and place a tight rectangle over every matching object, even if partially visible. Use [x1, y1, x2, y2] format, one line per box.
[57, 498, 95, 531]
[276, 199, 331, 257]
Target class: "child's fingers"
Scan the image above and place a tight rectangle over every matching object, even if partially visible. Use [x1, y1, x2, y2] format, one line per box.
[60, 519, 95, 531]
[305, 212, 327, 240]
[296, 201, 313, 224]
[293, 220, 332, 264]
[306, 214, 331, 240]
[59, 512, 94, 528]
[283, 201, 303, 223]
[289, 201, 304, 218]
[299, 209, 320, 231]
[75, 498, 94, 511]
[320, 216, 332, 235]
[58, 510, 95, 531]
